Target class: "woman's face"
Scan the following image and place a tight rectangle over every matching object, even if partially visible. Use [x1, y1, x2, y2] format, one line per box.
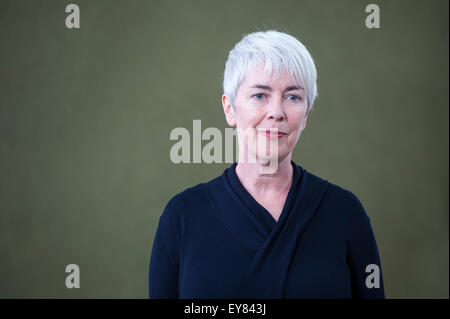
[222, 63, 309, 164]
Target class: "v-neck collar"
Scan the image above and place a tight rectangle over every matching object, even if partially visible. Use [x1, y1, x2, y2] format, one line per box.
[206, 160, 329, 260]
[224, 160, 302, 235]
[204, 160, 330, 297]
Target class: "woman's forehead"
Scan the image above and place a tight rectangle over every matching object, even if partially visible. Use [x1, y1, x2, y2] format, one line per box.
[243, 64, 303, 89]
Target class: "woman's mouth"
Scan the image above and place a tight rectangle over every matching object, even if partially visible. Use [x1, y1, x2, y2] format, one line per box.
[259, 129, 287, 139]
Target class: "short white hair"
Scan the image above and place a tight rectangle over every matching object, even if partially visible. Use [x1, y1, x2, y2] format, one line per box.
[223, 30, 318, 112]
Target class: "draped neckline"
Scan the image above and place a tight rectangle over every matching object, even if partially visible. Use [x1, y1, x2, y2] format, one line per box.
[225, 160, 302, 234]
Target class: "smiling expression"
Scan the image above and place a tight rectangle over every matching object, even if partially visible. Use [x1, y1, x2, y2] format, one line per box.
[222, 63, 309, 163]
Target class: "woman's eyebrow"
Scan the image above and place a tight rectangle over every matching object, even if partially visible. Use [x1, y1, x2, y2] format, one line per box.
[249, 84, 305, 92]
[285, 85, 305, 92]
[250, 84, 272, 90]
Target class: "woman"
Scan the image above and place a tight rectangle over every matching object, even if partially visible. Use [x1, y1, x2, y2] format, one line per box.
[149, 30, 385, 298]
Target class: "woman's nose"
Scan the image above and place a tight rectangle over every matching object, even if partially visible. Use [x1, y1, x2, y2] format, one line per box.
[267, 99, 285, 121]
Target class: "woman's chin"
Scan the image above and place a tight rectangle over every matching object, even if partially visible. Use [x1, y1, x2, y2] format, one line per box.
[256, 146, 291, 161]
[255, 151, 290, 167]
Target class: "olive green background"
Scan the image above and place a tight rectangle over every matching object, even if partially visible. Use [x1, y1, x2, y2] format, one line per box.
[0, 0, 448, 298]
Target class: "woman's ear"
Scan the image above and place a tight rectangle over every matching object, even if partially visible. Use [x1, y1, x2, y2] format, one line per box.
[222, 94, 236, 126]
[300, 109, 309, 131]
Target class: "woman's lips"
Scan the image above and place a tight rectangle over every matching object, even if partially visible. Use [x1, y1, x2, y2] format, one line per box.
[260, 129, 287, 139]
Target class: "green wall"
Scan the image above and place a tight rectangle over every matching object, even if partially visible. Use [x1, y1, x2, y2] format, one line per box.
[0, 0, 448, 298]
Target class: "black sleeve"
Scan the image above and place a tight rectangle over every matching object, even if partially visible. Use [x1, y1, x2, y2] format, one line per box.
[148, 197, 181, 299]
[346, 196, 386, 299]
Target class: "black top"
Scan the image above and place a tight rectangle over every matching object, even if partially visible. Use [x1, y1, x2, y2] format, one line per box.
[149, 161, 385, 298]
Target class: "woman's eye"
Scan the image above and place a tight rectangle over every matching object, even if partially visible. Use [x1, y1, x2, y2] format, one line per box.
[287, 95, 302, 102]
[252, 93, 265, 100]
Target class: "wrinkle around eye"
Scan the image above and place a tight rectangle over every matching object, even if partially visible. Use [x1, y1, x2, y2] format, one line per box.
[285, 94, 303, 102]
[250, 93, 267, 100]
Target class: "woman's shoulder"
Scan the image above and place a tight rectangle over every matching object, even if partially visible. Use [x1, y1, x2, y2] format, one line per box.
[304, 168, 370, 221]
[159, 174, 223, 222]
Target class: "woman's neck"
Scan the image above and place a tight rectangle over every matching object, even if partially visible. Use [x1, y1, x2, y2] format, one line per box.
[235, 155, 293, 197]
